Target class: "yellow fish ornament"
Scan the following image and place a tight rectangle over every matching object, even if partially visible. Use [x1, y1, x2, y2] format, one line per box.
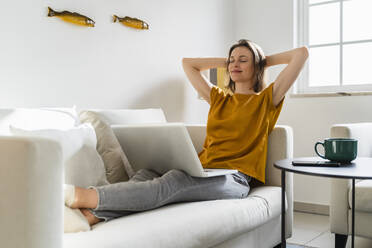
[113, 15, 149, 30]
[47, 7, 95, 27]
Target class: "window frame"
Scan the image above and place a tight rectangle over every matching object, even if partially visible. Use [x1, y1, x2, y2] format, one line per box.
[295, 0, 372, 95]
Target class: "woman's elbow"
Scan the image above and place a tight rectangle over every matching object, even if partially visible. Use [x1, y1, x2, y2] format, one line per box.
[182, 58, 189, 70]
[300, 46, 309, 59]
[182, 58, 191, 66]
[182, 58, 198, 71]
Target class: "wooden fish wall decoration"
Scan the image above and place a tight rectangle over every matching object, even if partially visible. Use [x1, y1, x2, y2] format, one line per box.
[113, 15, 149, 30]
[47, 7, 95, 27]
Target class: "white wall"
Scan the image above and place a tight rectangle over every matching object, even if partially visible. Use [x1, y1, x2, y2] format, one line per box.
[235, 0, 372, 205]
[0, 0, 235, 123]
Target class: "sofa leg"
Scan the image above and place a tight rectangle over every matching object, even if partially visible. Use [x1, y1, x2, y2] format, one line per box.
[335, 233, 348, 248]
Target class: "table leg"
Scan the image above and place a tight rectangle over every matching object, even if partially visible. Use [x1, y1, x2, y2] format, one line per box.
[352, 178, 355, 248]
[281, 170, 286, 248]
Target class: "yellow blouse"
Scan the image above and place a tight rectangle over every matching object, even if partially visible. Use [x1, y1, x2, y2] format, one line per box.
[198, 83, 284, 183]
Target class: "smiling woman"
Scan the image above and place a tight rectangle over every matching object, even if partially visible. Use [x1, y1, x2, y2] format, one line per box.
[226, 40, 267, 95]
[181, 39, 308, 183]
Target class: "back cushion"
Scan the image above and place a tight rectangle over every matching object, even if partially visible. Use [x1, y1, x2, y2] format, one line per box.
[0, 107, 79, 135]
[82, 108, 167, 125]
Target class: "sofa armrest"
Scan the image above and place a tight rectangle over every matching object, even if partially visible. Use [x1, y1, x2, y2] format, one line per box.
[329, 123, 372, 235]
[266, 125, 294, 187]
[0, 136, 63, 248]
[266, 125, 294, 238]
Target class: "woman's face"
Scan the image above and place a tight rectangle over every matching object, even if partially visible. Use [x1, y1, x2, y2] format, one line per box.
[228, 46, 255, 83]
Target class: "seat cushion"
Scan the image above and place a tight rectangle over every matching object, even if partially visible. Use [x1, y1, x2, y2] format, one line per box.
[63, 186, 283, 248]
[348, 179, 372, 212]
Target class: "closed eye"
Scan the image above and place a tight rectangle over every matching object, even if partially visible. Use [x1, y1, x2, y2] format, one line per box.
[229, 60, 247, 63]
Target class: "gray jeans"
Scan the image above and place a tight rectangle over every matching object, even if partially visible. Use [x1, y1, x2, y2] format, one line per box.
[89, 169, 251, 221]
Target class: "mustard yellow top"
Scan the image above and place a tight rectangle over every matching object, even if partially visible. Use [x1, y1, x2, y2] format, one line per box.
[198, 83, 284, 183]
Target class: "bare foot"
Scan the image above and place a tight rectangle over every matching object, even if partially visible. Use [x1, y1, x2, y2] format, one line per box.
[70, 187, 98, 209]
[80, 208, 102, 226]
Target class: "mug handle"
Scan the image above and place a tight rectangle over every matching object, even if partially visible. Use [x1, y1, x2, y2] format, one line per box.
[315, 142, 326, 159]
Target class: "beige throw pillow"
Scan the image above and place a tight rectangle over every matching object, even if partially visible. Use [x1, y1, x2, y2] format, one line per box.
[79, 111, 134, 183]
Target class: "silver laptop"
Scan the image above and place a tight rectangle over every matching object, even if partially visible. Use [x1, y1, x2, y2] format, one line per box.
[113, 123, 238, 177]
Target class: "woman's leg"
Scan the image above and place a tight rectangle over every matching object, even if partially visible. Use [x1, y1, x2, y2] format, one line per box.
[86, 169, 250, 222]
[68, 169, 161, 223]
[69, 169, 161, 209]
[69, 187, 98, 209]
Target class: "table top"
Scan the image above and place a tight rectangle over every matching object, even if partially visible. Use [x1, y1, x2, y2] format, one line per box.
[274, 157, 372, 179]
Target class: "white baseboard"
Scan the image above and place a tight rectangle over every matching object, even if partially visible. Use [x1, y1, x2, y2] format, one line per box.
[294, 201, 329, 216]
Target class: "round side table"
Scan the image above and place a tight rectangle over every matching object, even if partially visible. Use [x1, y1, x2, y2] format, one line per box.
[274, 157, 372, 248]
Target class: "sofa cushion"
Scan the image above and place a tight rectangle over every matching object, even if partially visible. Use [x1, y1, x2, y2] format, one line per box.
[81, 108, 167, 125]
[10, 124, 109, 188]
[79, 111, 135, 183]
[0, 107, 79, 135]
[348, 179, 372, 212]
[63, 186, 283, 248]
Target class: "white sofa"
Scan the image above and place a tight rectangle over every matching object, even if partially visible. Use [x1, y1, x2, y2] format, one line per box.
[330, 123, 372, 247]
[0, 108, 293, 248]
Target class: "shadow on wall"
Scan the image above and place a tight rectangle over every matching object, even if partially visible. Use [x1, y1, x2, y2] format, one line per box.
[127, 77, 186, 122]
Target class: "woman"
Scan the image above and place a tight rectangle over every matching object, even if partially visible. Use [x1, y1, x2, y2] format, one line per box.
[66, 39, 308, 225]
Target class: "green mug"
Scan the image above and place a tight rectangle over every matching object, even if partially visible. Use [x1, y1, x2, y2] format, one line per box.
[315, 138, 358, 162]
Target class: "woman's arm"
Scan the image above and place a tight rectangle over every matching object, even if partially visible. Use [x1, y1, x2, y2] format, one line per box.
[265, 47, 309, 107]
[182, 58, 227, 105]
